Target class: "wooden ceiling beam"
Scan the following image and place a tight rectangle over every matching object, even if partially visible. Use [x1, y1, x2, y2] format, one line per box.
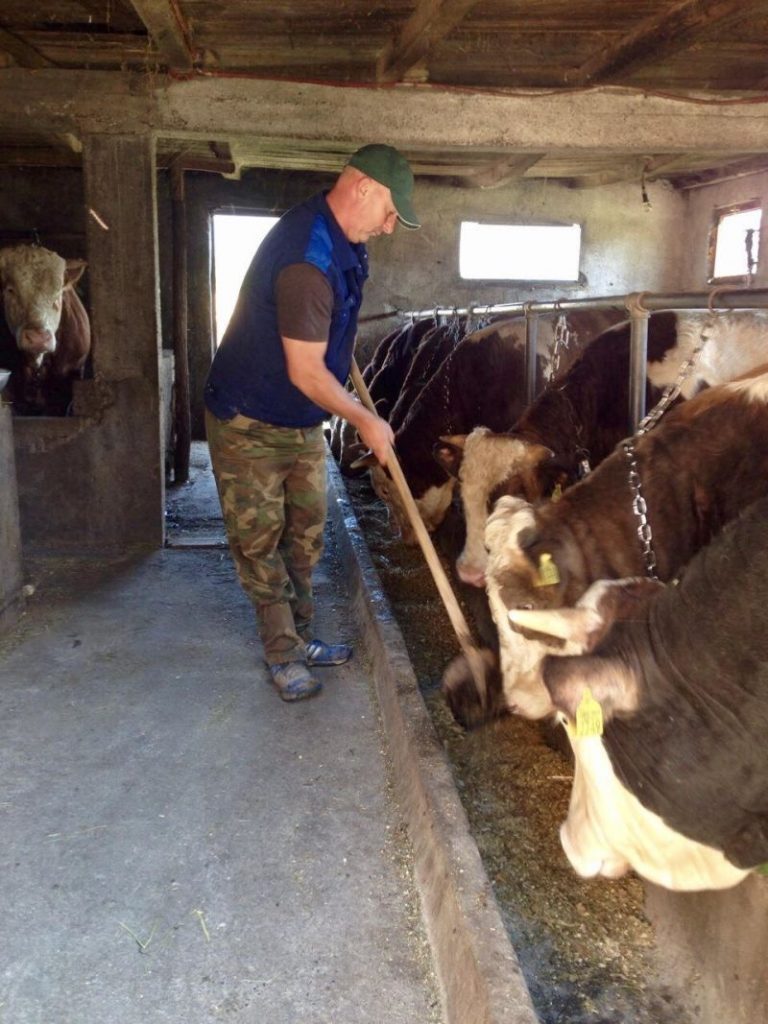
[376, 0, 483, 83]
[0, 26, 55, 68]
[565, 0, 768, 86]
[459, 153, 546, 188]
[0, 148, 80, 168]
[127, 0, 194, 69]
[672, 153, 768, 189]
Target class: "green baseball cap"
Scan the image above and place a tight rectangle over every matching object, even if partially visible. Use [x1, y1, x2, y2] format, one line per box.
[347, 143, 420, 229]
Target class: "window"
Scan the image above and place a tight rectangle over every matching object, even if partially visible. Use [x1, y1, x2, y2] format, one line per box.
[459, 221, 581, 281]
[212, 212, 279, 344]
[708, 200, 762, 282]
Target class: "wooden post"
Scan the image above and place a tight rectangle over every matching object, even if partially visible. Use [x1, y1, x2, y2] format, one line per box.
[171, 160, 191, 484]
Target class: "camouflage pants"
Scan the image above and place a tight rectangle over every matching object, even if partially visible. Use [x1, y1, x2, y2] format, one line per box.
[205, 409, 326, 665]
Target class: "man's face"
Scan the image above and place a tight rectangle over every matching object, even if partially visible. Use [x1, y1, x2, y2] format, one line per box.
[351, 178, 398, 243]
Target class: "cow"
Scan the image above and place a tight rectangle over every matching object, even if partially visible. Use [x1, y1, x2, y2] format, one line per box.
[438, 309, 768, 589]
[355, 309, 622, 544]
[330, 317, 436, 474]
[506, 494, 768, 891]
[387, 318, 467, 432]
[0, 244, 90, 415]
[476, 366, 768, 722]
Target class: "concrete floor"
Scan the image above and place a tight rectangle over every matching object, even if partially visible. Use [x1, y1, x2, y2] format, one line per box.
[0, 454, 443, 1022]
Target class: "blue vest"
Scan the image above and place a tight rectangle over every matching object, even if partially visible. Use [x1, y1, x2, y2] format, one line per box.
[204, 192, 369, 428]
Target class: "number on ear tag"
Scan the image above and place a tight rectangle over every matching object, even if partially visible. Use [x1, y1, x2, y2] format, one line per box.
[575, 687, 604, 738]
[534, 552, 560, 587]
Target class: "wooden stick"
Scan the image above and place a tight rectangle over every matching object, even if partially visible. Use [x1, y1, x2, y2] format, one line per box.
[349, 357, 488, 703]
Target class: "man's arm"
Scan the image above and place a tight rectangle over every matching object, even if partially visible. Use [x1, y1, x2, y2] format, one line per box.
[282, 336, 393, 465]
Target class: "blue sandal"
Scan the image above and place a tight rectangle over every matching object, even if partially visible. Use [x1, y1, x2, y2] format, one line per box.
[305, 638, 353, 667]
[269, 661, 322, 702]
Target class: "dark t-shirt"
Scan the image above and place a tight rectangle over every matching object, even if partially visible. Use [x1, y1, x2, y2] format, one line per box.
[276, 263, 333, 342]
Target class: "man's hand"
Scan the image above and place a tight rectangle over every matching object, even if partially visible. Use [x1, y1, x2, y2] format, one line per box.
[355, 407, 394, 466]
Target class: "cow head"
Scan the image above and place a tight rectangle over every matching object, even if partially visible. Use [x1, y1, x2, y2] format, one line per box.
[484, 496, 578, 613]
[508, 577, 663, 713]
[0, 245, 86, 366]
[434, 428, 564, 587]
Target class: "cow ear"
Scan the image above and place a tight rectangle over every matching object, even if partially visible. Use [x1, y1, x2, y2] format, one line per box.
[544, 657, 639, 720]
[432, 436, 466, 478]
[374, 397, 391, 420]
[64, 259, 87, 288]
[508, 606, 603, 654]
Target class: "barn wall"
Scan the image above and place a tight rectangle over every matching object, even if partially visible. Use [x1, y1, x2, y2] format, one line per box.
[0, 167, 87, 260]
[679, 171, 768, 290]
[358, 176, 686, 358]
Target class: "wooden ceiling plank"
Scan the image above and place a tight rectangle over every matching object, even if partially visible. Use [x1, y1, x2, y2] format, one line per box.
[128, 0, 194, 69]
[0, 26, 55, 68]
[377, 0, 483, 83]
[565, 0, 768, 87]
[460, 153, 546, 188]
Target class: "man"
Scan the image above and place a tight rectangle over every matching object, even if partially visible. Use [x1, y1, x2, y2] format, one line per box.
[204, 144, 420, 702]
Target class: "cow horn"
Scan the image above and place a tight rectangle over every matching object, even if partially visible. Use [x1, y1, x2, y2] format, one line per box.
[508, 606, 603, 653]
[349, 450, 378, 470]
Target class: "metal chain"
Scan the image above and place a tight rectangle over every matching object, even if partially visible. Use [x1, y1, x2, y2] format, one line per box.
[622, 438, 658, 580]
[637, 326, 708, 435]
[548, 314, 577, 383]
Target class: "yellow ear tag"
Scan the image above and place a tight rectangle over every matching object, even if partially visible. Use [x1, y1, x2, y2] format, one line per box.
[534, 552, 560, 587]
[551, 483, 563, 502]
[575, 687, 604, 738]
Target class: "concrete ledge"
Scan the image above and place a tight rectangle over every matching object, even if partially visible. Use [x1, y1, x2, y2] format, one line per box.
[327, 456, 539, 1024]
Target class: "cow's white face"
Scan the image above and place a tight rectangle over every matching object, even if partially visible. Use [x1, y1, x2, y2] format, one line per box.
[483, 496, 557, 717]
[563, 728, 750, 891]
[369, 463, 454, 544]
[0, 245, 69, 362]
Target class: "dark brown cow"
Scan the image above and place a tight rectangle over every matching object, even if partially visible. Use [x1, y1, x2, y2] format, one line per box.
[481, 367, 768, 720]
[330, 318, 435, 474]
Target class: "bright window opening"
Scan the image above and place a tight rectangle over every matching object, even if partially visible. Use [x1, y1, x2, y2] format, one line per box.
[212, 212, 279, 344]
[459, 221, 581, 281]
[710, 202, 762, 281]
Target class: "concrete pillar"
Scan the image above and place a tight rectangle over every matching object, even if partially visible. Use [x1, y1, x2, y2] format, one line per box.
[79, 133, 164, 549]
[0, 403, 24, 631]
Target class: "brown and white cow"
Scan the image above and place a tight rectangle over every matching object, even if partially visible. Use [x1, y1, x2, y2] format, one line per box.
[0, 244, 90, 415]
[357, 309, 621, 543]
[507, 494, 768, 891]
[479, 367, 768, 721]
[330, 317, 437, 474]
[440, 310, 768, 588]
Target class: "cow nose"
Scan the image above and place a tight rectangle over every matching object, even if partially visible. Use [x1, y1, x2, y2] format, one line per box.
[20, 326, 56, 355]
